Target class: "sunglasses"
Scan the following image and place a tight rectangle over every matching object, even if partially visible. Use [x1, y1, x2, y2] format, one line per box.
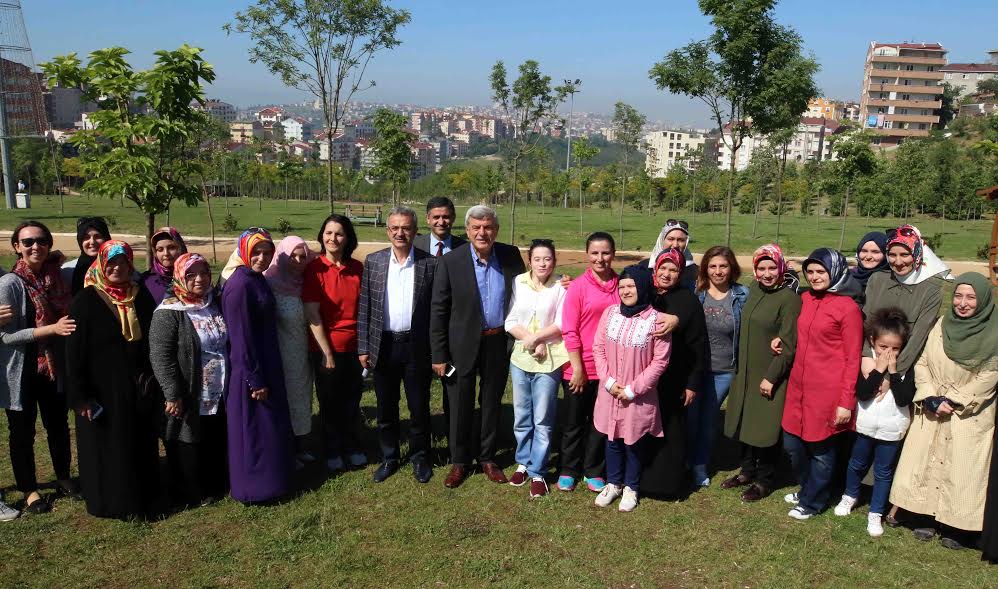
[19, 237, 51, 248]
[886, 226, 916, 239]
[665, 219, 689, 230]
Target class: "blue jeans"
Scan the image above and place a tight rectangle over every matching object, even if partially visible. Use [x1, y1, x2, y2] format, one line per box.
[606, 437, 644, 490]
[783, 431, 839, 514]
[510, 365, 560, 478]
[844, 434, 900, 515]
[687, 371, 735, 471]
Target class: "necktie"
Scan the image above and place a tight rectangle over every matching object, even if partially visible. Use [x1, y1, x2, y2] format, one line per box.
[436, 242, 444, 257]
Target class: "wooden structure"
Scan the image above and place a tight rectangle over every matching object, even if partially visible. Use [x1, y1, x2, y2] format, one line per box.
[344, 203, 383, 226]
[977, 185, 998, 285]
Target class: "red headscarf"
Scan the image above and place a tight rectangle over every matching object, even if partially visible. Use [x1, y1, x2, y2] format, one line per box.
[653, 248, 685, 290]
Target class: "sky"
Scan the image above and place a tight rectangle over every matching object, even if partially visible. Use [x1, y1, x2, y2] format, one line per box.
[22, 0, 998, 127]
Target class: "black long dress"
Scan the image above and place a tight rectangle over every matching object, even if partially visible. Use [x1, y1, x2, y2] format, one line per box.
[640, 286, 707, 499]
[66, 286, 160, 520]
[982, 415, 998, 563]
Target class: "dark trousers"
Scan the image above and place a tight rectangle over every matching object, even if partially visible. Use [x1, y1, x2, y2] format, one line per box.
[448, 332, 508, 466]
[164, 412, 229, 506]
[559, 379, 606, 479]
[606, 436, 645, 490]
[6, 370, 71, 493]
[374, 335, 431, 463]
[783, 431, 839, 513]
[312, 351, 364, 458]
[739, 441, 781, 489]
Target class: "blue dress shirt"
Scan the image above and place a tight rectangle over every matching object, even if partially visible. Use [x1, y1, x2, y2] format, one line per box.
[471, 246, 505, 329]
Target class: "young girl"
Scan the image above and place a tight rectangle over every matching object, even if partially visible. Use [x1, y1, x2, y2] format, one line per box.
[592, 264, 671, 512]
[833, 307, 915, 537]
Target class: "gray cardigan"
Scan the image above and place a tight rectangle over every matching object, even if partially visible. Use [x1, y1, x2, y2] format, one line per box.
[0, 273, 40, 410]
[149, 302, 227, 443]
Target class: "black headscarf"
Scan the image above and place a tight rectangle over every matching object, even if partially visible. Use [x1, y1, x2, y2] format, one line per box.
[852, 231, 889, 289]
[618, 264, 654, 318]
[71, 216, 111, 294]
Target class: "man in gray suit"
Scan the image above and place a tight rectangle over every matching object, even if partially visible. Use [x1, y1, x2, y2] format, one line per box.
[358, 206, 437, 483]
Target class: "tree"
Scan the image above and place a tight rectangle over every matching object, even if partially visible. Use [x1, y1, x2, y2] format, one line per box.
[649, 0, 819, 245]
[188, 112, 231, 263]
[938, 82, 961, 128]
[572, 137, 600, 234]
[42, 46, 215, 257]
[369, 108, 413, 206]
[977, 78, 998, 95]
[611, 102, 646, 247]
[226, 0, 410, 213]
[833, 132, 877, 249]
[490, 59, 563, 243]
[767, 126, 796, 243]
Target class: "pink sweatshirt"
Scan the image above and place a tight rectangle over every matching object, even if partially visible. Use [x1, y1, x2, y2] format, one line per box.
[561, 268, 620, 382]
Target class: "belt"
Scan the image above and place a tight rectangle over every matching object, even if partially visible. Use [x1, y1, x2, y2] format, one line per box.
[385, 330, 411, 342]
[481, 327, 504, 337]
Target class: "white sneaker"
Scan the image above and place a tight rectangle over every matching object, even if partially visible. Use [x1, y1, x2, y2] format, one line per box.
[834, 495, 857, 517]
[867, 513, 884, 537]
[326, 456, 345, 472]
[788, 506, 813, 520]
[594, 483, 622, 508]
[619, 486, 639, 512]
[348, 451, 368, 468]
[784, 492, 799, 504]
[0, 500, 19, 522]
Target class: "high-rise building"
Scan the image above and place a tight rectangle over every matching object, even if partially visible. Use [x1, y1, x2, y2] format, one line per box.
[859, 42, 947, 146]
[643, 129, 712, 177]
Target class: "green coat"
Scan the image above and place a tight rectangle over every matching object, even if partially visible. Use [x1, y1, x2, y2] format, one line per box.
[724, 281, 802, 448]
[862, 271, 943, 374]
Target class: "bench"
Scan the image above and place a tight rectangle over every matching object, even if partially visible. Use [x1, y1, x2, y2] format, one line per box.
[344, 204, 383, 226]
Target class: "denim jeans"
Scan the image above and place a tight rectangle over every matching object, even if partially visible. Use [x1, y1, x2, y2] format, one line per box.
[687, 371, 735, 471]
[783, 431, 839, 514]
[606, 437, 645, 490]
[844, 433, 900, 515]
[510, 365, 561, 479]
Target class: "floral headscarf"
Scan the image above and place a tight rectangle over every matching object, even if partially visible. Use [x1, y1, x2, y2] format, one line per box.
[653, 248, 686, 291]
[84, 240, 141, 341]
[160, 253, 212, 310]
[752, 243, 787, 289]
[221, 228, 274, 280]
[885, 224, 923, 271]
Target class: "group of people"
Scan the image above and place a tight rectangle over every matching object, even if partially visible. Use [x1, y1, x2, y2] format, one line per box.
[1, 199, 997, 561]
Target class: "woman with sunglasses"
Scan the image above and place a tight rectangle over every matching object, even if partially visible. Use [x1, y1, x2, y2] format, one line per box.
[221, 228, 296, 504]
[782, 248, 863, 521]
[60, 216, 112, 296]
[648, 219, 697, 292]
[0, 221, 77, 517]
[504, 239, 568, 498]
[891, 273, 998, 550]
[141, 227, 189, 305]
[67, 240, 160, 520]
[150, 253, 229, 509]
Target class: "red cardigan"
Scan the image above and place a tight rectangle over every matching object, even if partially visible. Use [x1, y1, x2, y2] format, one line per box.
[782, 290, 864, 442]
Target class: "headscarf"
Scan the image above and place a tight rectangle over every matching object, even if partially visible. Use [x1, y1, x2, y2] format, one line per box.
[84, 240, 141, 342]
[221, 227, 274, 280]
[149, 227, 188, 278]
[885, 224, 952, 286]
[653, 248, 686, 292]
[159, 253, 212, 310]
[942, 273, 998, 370]
[802, 248, 861, 298]
[752, 243, 787, 290]
[72, 216, 111, 294]
[264, 236, 314, 297]
[618, 264, 655, 318]
[13, 250, 70, 381]
[649, 220, 695, 269]
[852, 231, 889, 289]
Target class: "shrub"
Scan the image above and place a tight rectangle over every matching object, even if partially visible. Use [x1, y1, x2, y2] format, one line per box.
[276, 217, 293, 236]
[222, 213, 238, 232]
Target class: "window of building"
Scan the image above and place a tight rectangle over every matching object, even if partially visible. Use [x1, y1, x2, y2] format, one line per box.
[928, 66, 935, 71]
[962, 74, 969, 79]
[945, 73, 952, 79]
[905, 65, 914, 71]
[918, 123, 927, 130]
[902, 94, 910, 100]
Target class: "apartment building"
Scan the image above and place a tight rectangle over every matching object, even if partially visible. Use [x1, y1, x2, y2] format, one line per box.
[280, 117, 313, 142]
[643, 129, 711, 177]
[229, 120, 264, 144]
[859, 42, 947, 146]
[941, 50, 998, 97]
[194, 99, 237, 123]
[805, 97, 844, 121]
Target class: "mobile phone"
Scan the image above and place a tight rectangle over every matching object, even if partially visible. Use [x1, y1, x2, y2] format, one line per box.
[445, 364, 456, 378]
[361, 368, 369, 378]
[89, 400, 103, 421]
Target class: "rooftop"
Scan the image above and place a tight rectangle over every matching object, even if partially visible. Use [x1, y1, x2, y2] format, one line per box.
[873, 42, 946, 51]
[941, 63, 998, 73]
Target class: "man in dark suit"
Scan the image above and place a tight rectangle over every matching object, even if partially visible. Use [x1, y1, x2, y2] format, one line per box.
[358, 206, 436, 483]
[413, 196, 466, 442]
[430, 205, 526, 489]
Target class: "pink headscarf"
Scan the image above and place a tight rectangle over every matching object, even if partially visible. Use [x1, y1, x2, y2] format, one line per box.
[264, 236, 314, 297]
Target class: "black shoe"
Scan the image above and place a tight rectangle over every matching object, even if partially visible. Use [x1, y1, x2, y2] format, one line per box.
[24, 497, 51, 515]
[54, 480, 82, 501]
[940, 536, 965, 550]
[373, 460, 400, 483]
[913, 527, 937, 542]
[413, 460, 433, 484]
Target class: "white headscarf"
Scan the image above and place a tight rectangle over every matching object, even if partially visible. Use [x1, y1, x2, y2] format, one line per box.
[648, 221, 695, 269]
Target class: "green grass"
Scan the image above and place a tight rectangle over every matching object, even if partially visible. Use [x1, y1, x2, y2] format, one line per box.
[1, 381, 996, 588]
[0, 194, 992, 260]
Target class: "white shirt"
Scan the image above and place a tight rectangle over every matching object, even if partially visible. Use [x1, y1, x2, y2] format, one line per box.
[384, 248, 415, 332]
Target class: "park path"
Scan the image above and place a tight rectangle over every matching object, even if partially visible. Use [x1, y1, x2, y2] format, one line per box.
[0, 231, 990, 277]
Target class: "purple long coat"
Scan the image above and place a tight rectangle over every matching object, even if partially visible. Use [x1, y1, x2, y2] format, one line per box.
[221, 266, 295, 503]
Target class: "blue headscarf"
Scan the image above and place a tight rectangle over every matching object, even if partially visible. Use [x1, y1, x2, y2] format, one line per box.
[618, 264, 655, 318]
[803, 248, 861, 298]
[852, 231, 889, 289]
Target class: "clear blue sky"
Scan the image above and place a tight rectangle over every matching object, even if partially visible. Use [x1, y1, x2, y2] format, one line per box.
[23, 0, 998, 126]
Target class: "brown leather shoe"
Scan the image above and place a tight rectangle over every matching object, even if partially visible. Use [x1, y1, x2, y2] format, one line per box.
[444, 464, 467, 489]
[740, 483, 769, 503]
[720, 473, 752, 490]
[481, 462, 508, 484]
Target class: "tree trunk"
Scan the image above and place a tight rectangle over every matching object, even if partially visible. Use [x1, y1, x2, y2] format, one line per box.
[838, 184, 851, 251]
[146, 212, 156, 270]
[775, 148, 787, 243]
[204, 188, 218, 264]
[579, 184, 584, 236]
[326, 133, 335, 214]
[509, 158, 518, 245]
[725, 153, 736, 245]
[619, 152, 628, 247]
[752, 190, 761, 239]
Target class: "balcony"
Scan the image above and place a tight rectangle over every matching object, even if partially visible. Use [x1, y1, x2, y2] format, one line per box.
[884, 113, 940, 124]
[866, 83, 943, 94]
[868, 127, 932, 137]
[870, 54, 947, 66]
[865, 98, 942, 109]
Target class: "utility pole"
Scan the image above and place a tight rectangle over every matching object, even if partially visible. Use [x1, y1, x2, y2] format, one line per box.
[0, 62, 14, 209]
[563, 78, 580, 208]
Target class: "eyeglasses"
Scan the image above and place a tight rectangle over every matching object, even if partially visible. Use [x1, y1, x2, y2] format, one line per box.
[665, 219, 689, 230]
[886, 226, 916, 239]
[19, 237, 51, 248]
[184, 270, 211, 280]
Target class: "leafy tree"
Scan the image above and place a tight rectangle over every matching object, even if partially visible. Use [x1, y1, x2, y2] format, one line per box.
[833, 132, 877, 249]
[188, 112, 231, 263]
[42, 45, 215, 255]
[490, 59, 563, 243]
[649, 0, 819, 245]
[226, 0, 410, 213]
[369, 108, 413, 206]
[571, 137, 600, 234]
[938, 82, 961, 128]
[611, 102, 646, 246]
[976, 78, 998, 95]
[767, 126, 796, 243]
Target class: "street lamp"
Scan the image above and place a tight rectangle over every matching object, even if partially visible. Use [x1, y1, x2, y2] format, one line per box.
[563, 78, 581, 208]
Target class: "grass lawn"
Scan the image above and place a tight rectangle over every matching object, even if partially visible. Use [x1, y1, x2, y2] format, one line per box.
[0, 380, 995, 589]
[0, 194, 992, 260]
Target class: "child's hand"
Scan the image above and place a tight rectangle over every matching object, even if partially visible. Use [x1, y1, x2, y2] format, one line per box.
[886, 349, 898, 374]
[874, 350, 890, 373]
